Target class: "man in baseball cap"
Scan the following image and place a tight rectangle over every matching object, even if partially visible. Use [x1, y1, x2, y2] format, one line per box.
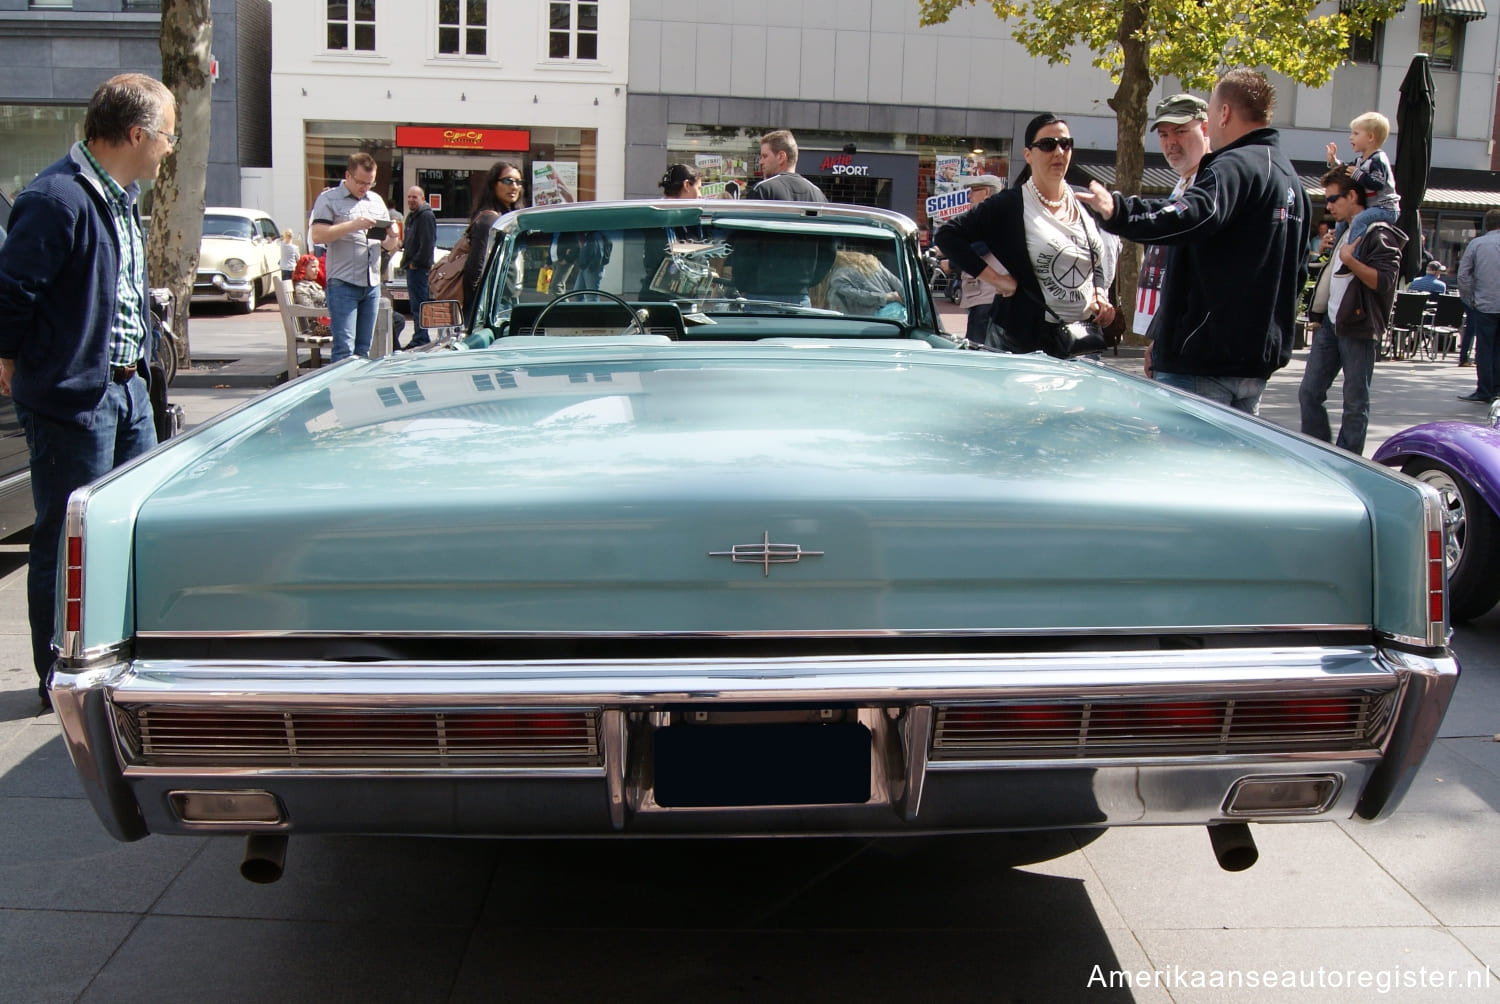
[1133, 94, 1213, 367]
[1407, 258, 1447, 295]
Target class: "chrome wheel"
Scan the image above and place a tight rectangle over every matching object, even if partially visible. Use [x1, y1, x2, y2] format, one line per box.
[1404, 457, 1500, 621]
[1411, 465, 1466, 571]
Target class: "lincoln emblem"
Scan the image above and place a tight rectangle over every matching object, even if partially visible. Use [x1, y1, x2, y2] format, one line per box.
[709, 532, 824, 577]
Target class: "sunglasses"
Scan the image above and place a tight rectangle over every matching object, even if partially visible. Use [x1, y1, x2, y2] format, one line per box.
[497, 177, 523, 186]
[1326, 190, 1349, 202]
[1028, 136, 1074, 153]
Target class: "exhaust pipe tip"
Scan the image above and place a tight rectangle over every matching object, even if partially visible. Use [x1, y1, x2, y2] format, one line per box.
[240, 833, 288, 884]
[1208, 823, 1258, 872]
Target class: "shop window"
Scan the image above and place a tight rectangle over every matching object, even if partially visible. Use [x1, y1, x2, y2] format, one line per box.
[548, 0, 598, 61]
[28, 0, 72, 8]
[439, 0, 487, 56]
[327, 0, 377, 53]
[1419, 14, 1464, 70]
[1346, 20, 1383, 64]
[123, 1, 162, 9]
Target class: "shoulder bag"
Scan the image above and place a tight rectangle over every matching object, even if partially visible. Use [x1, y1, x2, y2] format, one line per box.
[428, 230, 472, 305]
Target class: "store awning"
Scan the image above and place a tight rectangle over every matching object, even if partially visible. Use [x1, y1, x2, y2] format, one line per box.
[1421, 0, 1488, 21]
[1074, 164, 1196, 194]
[1419, 186, 1500, 209]
[1076, 163, 1329, 199]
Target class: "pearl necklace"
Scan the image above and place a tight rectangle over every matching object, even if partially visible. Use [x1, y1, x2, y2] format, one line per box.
[1027, 177, 1071, 213]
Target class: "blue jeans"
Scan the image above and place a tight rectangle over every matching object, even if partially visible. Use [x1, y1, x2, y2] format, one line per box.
[1459, 311, 1476, 365]
[1332, 205, 1398, 248]
[1298, 320, 1377, 455]
[17, 375, 157, 681]
[326, 278, 379, 361]
[1153, 371, 1267, 415]
[1473, 310, 1499, 400]
[406, 267, 430, 346]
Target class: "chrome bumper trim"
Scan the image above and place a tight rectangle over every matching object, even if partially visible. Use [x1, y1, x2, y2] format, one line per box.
[108, 645, 1404, 701]
[132, 623, 1371, 641]
[51, 645, 1457, 839]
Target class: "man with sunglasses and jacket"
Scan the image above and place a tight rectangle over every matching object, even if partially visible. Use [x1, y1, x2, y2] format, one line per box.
[1298, 166, 1403, 455]
[1080, 68, 1310, 415]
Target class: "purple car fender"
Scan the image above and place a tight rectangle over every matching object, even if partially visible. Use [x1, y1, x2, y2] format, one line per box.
[1373, 422, 1500, 518]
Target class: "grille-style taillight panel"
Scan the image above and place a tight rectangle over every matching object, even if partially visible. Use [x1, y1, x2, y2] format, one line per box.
[931, 693, 1397, 760]
[115, 706, 602, 768]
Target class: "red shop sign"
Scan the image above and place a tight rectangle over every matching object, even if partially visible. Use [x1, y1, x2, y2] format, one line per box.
[396, 126, 530, 152]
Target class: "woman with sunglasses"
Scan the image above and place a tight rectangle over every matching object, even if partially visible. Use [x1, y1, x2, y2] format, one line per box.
[462, 161, 527, 305]
[935, 112, 1118, 355]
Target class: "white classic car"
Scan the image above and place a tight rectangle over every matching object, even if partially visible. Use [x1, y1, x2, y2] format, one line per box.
[193, 207, 283, 313]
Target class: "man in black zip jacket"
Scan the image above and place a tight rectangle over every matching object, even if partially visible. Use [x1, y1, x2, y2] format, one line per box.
[1079, 68, 1311, 415]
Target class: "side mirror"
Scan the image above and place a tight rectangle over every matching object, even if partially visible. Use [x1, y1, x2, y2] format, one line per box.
[420, 299, 464, 330]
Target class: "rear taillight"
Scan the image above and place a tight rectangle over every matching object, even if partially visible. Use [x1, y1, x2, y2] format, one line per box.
[1427, 528, 1446, 628]
[64, 534, 83, 634]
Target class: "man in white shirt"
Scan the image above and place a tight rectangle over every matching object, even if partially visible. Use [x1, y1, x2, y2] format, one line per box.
[1134, 93, 1210, 376]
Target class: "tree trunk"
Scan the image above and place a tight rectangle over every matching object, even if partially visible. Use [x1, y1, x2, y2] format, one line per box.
[148, 0, 212, 368]
[1108, 0, 1152, 343]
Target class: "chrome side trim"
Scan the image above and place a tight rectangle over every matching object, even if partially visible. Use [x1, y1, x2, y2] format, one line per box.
[132, 623, 1372, 641]
[123, 764, 606, 779]
[603, 709, 627, 830]
[1422, 483, 1450, 649]
[902, 705, 933, 821]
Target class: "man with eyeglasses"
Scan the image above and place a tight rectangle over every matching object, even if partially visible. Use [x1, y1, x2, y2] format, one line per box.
[0, 73, 176, 709]
[1298, 166, 1403, 455]
[310, 152, 401, 362]
[1080, 69, 1310, 415]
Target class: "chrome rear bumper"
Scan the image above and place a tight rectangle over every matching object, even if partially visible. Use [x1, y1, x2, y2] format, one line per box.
[49, 645, 1458, 841]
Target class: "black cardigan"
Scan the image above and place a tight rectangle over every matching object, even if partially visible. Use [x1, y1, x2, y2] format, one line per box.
[933, 186, 1048, 352]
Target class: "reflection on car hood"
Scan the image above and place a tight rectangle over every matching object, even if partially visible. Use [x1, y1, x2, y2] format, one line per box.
[132, 346, 1375, 635]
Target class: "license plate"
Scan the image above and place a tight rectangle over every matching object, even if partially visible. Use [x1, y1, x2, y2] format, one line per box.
[652, 723, 871, 807]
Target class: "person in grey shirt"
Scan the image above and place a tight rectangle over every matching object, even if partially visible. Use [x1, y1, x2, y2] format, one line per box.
[1457, 208, 1500, 403]
[309, 152, 400, 362]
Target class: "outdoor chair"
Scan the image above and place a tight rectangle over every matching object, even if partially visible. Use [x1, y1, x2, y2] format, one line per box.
[1387, 291, 1431, 361]
[1423, 294, 1466, 360]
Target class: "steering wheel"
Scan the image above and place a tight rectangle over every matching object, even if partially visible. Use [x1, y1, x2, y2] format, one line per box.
[528, 288, 648, 337]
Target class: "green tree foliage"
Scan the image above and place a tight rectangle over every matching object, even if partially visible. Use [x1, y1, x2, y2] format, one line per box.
[918, 0, 1404, 329]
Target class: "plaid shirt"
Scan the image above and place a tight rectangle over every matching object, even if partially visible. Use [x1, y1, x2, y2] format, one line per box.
[78, 142, 148, 368]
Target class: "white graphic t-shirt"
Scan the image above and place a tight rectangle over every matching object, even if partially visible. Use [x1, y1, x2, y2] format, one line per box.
[1021, 183, 1118, 323]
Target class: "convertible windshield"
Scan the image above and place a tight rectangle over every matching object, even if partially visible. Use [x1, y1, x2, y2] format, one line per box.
[473, 210, 919, 329]
[203, 215, 256, 240]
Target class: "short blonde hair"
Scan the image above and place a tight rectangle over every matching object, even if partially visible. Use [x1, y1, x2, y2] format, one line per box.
[1350, 112, 1390, 145]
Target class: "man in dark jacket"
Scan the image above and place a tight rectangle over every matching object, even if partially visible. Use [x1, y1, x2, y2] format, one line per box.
[401, 185, 437, 348]
[1080, 68, 1310, 414]
[1298, 167, 1403, 455]
[748, 130, 828, 203]
[0, 73, 175, 707]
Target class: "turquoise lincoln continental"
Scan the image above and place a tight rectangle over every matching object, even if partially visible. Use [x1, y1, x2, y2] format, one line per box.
[50, 200, 1457, 882]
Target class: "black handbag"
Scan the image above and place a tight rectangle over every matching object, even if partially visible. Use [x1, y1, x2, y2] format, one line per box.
[1038, 314, 1108, 358]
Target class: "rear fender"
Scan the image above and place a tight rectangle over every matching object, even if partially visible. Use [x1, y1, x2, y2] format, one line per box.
[1373, 423, 1500, 519]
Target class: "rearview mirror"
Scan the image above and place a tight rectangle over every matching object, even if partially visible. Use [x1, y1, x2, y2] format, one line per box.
[420, 300, 464, 330]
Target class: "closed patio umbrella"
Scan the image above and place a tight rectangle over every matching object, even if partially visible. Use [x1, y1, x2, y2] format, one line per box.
[1394, 53, 1435, 281]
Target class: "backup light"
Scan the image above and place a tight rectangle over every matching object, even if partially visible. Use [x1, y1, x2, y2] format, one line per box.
[1223, 774, 1340, 816]
[169, 790, 284, 825]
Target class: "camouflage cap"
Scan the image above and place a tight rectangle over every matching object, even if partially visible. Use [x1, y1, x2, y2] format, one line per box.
[1151, 93, 1209, 130]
